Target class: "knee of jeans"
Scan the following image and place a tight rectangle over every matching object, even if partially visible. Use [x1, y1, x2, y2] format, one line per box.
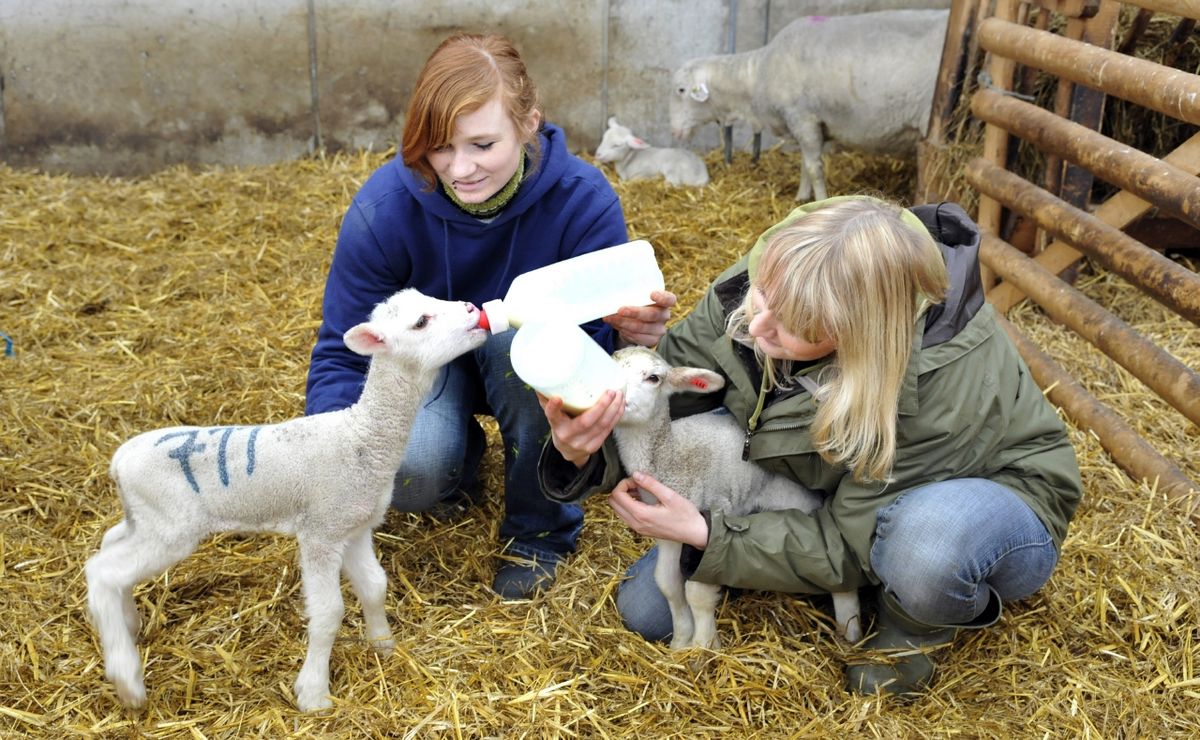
[616, 585, 672, 644]
[616, 555, 673, 643]
[872, 546, 971, 622]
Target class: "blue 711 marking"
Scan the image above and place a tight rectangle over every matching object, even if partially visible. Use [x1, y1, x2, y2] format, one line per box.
[155, 426, 262, 494]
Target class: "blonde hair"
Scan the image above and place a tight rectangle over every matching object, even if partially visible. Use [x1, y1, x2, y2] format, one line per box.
[728, 198, 949, 482]
[401, 33, 542, 188]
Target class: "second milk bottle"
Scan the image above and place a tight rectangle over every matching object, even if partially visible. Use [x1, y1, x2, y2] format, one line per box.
[478, 239, 665, 333]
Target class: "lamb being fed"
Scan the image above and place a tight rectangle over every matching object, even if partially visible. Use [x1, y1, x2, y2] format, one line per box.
[85, 289, 488, 712]
[594, 117, 709, 187]
[669, 9, 948, 201]
[610, 346, 861, 650]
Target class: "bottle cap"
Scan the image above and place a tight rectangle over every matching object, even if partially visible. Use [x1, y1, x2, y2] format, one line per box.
[480, 299, 509, 333]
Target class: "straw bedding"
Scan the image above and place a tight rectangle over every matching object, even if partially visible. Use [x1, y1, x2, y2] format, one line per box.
[1, 143, 1197, 738]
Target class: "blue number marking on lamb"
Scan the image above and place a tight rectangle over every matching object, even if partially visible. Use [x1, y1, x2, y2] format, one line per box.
[156, 426, 263, 494]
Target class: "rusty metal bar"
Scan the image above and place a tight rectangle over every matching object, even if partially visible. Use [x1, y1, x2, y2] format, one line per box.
[997, 316, 1200, 513]
[981, 232, 1200, 426]
[987, 131, 1200, 315]
[1120, 0, 1200, 20]
[972, 89, 1200, 230]
[978, 17, 1200, 126]
[966, 157, 1200, 324]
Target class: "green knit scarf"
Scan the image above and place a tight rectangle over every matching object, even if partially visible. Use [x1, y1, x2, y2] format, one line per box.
[442, 156, 526, 218]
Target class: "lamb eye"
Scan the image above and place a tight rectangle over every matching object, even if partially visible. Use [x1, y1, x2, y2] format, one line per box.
[413, 314, 430, 329]
[646, 373, 661, 384]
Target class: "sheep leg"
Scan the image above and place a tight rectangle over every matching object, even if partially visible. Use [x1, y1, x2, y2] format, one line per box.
[293, 536, 346, 712]
[831, 589, 863, 643]
[85, 525, 199, 709]
[684, 580, 723, 650]
[653, 540, 695, 649]
[340, 529, 394, 655]
[97, 520, 141, 635]
[787, 114, 827, 202]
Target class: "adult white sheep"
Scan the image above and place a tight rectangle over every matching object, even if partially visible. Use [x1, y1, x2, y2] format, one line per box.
[595, 117, 710, 187]
[669, 9, 949, 201]
[85, 289, 488, 712]
[611, 346, 861, 650]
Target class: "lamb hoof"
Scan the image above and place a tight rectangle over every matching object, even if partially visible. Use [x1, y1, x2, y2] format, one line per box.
[294, 672, 333, 712]
[842, 617, 864, 644]
[114, 678, 147, 709]
[295, 685, 333, 712]
[369, 636, 395, 656]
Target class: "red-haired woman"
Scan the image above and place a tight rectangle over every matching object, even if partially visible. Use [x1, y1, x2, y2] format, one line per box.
[305, 33, 673, 598]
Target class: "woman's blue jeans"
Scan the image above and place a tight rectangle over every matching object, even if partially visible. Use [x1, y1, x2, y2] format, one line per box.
[390, 328, 583, 561]
[617, 478, 1059, 641]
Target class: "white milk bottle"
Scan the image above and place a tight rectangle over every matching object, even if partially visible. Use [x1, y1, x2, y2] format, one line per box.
[478, 239, 664, 333]
[509, 320, 626, 414]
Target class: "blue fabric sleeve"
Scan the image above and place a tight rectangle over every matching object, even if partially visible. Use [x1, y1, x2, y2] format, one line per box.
[305, 201, 412, 415]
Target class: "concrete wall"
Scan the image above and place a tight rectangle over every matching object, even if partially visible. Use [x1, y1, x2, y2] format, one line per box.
[0, 0, 949, 175]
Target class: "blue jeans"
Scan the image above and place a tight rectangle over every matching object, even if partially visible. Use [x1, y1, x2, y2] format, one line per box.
[617, 478, 1058, 641]
[390, 329, 583, 561]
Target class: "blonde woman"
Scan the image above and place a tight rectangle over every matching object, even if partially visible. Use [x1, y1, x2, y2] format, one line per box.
[539, 196, 1082, 695]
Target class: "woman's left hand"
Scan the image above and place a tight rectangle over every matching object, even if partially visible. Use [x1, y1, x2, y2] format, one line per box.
[605, 289, 677, 348]
[609, 471, 709, 549]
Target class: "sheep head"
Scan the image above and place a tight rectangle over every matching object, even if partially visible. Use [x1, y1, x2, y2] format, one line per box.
[343, 289, 488, 370]
[613, 346, 724, 427]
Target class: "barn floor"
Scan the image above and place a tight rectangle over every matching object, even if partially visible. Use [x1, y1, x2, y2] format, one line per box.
[1, 147, 1197, 738]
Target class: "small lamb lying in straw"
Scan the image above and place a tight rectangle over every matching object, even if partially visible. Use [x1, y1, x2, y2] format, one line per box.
[611, 346, 862, 649]
[594, 116, 710, 187]
[85, 289, 488, 711]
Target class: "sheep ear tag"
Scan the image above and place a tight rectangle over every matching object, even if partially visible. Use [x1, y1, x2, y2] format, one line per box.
[343, 324, 388, 356]
[689, 83, 709, 102]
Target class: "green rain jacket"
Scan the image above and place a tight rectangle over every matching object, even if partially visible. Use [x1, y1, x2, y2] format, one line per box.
[539, 198, 1083, 594]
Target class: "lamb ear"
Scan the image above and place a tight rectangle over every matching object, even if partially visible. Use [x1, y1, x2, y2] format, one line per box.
[689, 83, 709, 102]
[667, 367, 724, 395]
[608, 116, 619, 127]
[630, 136, 649, 150]
[343, 323, 388, 356]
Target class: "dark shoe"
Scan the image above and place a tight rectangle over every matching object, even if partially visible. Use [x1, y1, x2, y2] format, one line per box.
[491, 554, 558, 599]
[846, 587, 1001, 697]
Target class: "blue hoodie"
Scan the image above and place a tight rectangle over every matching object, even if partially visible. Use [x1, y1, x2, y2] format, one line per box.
[305, 123, 630, 415]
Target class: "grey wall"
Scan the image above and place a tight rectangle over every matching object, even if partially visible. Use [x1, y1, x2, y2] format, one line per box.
[0, 0, 949, 175]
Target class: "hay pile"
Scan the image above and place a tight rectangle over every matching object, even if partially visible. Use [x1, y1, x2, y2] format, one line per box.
[1, 146, 1197, 738]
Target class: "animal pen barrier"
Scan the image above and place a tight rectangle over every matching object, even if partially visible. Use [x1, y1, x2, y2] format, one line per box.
[919, 0, 1200, 513]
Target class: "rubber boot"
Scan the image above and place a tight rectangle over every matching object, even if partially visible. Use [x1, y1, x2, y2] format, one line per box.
[845, 586, 1001, 697]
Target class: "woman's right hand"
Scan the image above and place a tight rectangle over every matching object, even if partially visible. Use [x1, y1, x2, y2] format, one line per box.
[539, 390, 625, 468]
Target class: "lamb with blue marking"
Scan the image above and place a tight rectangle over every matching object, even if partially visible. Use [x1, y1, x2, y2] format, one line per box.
[611, 346, 862, 650]
[85, 289, 488, 712]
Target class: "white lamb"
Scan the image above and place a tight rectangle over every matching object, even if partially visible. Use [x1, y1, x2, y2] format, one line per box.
[85, 289, 488, 712]
[669, 9, 948, 201]
[611, 346, 861, 650]
[595, 117, 709, 187]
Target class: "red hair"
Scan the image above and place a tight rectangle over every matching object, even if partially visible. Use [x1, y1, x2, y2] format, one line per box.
[401, 33, 542, 188]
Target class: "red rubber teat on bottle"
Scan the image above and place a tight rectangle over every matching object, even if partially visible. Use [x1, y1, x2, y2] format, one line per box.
[478, 309, 490, 331]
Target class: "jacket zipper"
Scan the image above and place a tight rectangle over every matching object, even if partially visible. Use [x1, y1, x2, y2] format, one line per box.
[742, 419, 810, 461]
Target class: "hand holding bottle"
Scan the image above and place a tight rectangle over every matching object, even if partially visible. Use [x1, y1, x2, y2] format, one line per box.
[539, 389, 625, 468]
[605, 289, 677, 348]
